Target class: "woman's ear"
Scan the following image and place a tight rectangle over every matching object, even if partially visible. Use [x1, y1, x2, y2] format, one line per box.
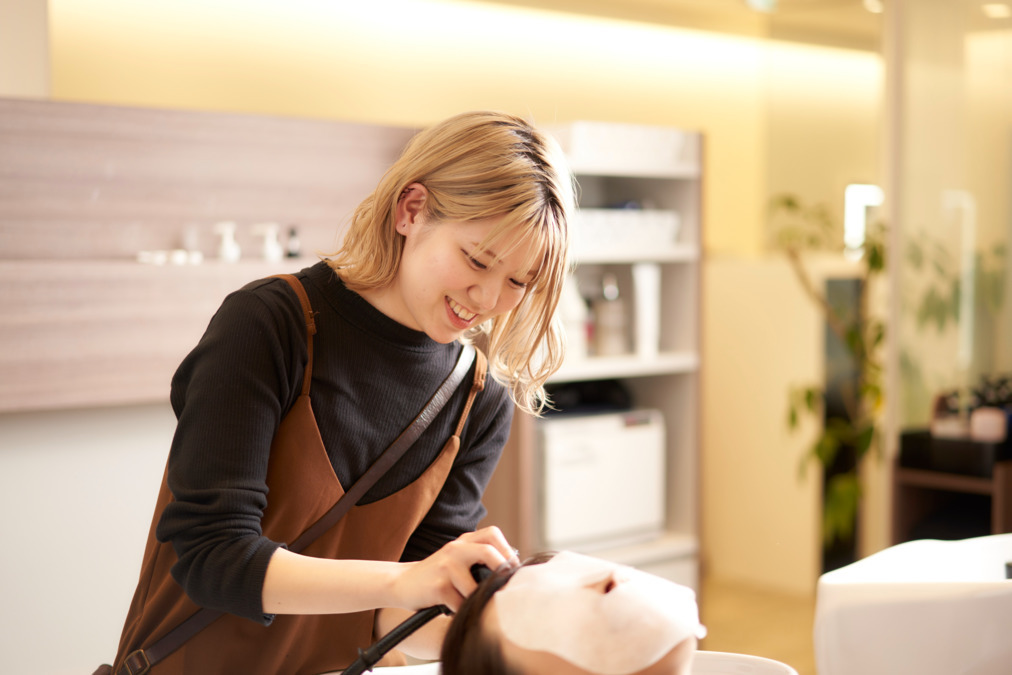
[395, 182, 428, 235]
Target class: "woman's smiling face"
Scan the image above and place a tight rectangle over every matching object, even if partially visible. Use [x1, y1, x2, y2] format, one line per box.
[368, 184, 541, 343]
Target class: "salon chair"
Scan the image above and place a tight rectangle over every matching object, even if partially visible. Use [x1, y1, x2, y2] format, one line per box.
[814, 533, 1012, 675]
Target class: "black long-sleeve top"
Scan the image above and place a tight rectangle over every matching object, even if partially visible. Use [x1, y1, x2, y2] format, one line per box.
[156, 261, 513, 623]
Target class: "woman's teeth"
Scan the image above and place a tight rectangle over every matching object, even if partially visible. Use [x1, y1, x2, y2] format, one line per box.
[449, 298, 476, 321]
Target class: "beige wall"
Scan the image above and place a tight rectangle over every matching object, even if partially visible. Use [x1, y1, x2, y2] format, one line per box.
[0, 0, 49, 96]
[46, 0, 880, 260]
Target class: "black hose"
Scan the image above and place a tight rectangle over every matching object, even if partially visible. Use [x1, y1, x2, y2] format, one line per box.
[342, 565, 493, 674]
[342, 605, 451, 675]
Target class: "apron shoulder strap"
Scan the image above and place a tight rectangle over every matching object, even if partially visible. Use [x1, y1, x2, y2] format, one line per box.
[272, 274, 316, 397]
[453, 347, 487, 438]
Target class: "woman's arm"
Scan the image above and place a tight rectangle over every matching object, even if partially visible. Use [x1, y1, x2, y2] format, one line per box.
[262, 526, 518, 616]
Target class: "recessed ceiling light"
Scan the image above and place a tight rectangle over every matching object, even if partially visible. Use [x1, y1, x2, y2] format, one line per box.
[745, 0, 777, 12]
[982, 3, 1012, 19]
[863, 0, 884, 14]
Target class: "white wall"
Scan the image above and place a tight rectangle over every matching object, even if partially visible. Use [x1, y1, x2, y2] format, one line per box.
[0, 404, 175, 674]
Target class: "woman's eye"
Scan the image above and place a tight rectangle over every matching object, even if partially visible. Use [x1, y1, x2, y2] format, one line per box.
[509, 278, 528, 290]
[465, 252, 487, 270]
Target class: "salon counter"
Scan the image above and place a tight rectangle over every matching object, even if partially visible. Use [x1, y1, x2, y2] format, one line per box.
[814, 534, 1012, 675]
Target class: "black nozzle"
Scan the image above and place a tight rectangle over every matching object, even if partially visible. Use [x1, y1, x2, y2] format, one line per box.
[471, 563, 492, 583]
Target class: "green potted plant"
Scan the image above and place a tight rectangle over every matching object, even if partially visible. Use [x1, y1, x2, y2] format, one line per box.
[769, 193, 887, 553]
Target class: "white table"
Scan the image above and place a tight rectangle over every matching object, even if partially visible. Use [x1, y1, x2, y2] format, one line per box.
[815, 534, 1012, 675]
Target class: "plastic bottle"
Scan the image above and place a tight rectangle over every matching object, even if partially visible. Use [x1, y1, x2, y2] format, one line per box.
[254, 223, 284, 262]
[592, 272, 629, 356]
[286, 226, 301, 258]
[213, 221, 241, 263]
[558, 275, 589, 360]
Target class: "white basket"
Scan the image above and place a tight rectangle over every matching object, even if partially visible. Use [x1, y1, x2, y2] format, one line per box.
[550, 120, 691, 175]
[573, 208, 681, 259]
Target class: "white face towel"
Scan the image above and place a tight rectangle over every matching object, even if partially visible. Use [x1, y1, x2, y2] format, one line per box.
[495, 551, 706, 675]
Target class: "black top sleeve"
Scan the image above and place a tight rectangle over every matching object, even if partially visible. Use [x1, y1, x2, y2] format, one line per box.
[157, 286, 304, 622]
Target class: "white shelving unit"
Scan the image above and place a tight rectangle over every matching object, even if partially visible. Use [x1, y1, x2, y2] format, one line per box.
[481, 121, 703, 590]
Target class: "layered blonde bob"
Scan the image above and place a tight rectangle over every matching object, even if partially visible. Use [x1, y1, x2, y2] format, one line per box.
[327, 111, 575, 416]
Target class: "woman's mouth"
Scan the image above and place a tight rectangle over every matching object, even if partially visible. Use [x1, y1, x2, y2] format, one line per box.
[447, 297, 477, 326]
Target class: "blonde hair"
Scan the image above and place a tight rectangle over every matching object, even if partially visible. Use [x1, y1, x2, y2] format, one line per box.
[327, 111, 574, 416]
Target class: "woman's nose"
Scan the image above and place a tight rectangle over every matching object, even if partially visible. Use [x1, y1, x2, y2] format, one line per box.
[469, 279, 499, 311]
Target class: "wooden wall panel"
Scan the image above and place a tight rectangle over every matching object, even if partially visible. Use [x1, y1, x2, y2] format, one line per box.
[0, 98, 415, 411]
[0, 98, 414, 259]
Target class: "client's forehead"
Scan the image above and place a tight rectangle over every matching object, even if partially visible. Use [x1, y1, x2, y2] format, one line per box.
[510, 552, 619, 584]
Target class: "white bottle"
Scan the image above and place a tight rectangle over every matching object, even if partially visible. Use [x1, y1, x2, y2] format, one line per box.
[558, 274, 589, 361]
[632, 262, 661, 358]
[254, 222, 284, 262]
[214, 221, 241, 263]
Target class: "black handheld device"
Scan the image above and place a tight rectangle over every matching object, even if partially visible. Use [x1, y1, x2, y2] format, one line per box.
[342, 564, 493, 675]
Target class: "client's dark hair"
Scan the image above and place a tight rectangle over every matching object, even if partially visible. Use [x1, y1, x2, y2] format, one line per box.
[440, 553, 554, 675]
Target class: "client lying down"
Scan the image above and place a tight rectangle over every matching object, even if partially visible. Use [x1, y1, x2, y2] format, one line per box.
[439, 551, 707, 675]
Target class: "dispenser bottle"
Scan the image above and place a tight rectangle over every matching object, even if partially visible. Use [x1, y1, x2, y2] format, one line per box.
[214, 221, 241, 263]
[254, 223, 284, 262]
[592, 272, 629, 356]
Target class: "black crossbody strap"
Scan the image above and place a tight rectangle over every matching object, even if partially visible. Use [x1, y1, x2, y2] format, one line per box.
[116, 274, 477, 675]
[289, 342, 476, 553]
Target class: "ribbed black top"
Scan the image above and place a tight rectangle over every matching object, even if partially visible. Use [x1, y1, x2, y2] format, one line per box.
[156, 261, 512, 623]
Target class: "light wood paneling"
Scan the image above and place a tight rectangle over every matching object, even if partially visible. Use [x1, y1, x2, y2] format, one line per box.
[0, 258, 314, 411]
[0, 98, 415, 411]
[0, 98, 414, 259]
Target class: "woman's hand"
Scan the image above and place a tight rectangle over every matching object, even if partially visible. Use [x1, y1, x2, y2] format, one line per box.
[391, 526, 519, 612]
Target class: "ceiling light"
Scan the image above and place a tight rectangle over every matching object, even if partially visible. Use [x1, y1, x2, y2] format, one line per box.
[746, 0, 777, 12]
[982, 3, 1012, 18]
[863, 0, 884, 14]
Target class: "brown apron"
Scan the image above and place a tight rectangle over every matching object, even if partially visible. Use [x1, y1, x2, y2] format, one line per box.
[113, 278, 487, 675]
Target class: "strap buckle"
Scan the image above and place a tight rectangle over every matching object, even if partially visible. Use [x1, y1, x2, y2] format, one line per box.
[119, 650, 151, 675]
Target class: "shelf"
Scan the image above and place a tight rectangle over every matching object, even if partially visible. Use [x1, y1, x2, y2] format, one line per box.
[482, 121, 702, 588]
[574, 243, 700, 265]
[894, 430, 1012, 542]
[573, 532, 699, 563]
[551, 351, 699, 383]
[569, 164, 701, 180]
[894, 467, 995, 496]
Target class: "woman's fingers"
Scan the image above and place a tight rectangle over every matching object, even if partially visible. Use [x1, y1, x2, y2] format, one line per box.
[397, 527, 520, 612]
[455, 525, 520, 569]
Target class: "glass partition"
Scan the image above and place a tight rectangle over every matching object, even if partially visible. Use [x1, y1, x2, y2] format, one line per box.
[890, 0, 1012, 430]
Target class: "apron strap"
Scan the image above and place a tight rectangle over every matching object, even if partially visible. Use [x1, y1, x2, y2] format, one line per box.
[271, 274, 316, 396]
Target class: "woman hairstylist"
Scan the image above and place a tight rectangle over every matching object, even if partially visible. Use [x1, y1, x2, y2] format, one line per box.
[107, 111, 574, 675]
